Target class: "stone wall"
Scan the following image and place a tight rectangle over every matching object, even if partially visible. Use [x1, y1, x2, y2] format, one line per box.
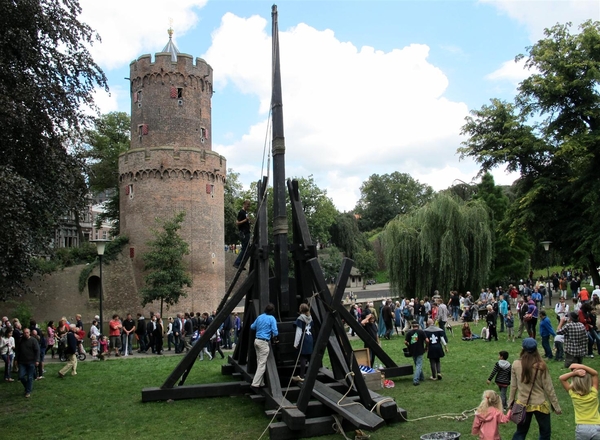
[1, 251, 244, 326]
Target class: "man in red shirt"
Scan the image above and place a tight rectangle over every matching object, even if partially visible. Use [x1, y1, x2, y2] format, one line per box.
[578, 287, 590, 304]
[108, 315, 122, 357]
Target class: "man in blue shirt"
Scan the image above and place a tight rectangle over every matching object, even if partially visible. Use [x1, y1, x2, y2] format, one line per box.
[498, 296, 508, 333]
[539, 310, 556, 359]
[250, 303, 278, 389]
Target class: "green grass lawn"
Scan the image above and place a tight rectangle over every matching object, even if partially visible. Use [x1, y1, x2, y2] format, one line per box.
[1, 309, 585, 439]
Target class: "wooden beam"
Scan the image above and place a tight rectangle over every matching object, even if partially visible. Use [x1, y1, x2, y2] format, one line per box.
[158, 272, 254, 389]
[296, 259, 353, 412]
[269, 416, 338, 440]
[305, 258, 375, 408]
[381, 365, 413, 378]
[142, 382, 247, 402]
[310, 380, 385, 430]
[334, 302, 398, 368]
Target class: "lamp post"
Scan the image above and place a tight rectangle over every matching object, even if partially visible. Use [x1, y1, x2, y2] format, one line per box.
[541, 241, 552, 307]
[541, 241, 552, 279]
[91, 239, 109, 335]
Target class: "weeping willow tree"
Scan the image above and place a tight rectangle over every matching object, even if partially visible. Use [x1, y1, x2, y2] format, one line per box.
[383, 192, 492, 298]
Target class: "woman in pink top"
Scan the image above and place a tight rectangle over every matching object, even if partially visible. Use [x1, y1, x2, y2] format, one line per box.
[46, 321, 56, 359]
[472, 390, 512, 440]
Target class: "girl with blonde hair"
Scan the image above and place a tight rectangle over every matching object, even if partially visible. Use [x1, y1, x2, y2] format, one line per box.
[471, 389, 511, 439]
[559, 363, 600, 439]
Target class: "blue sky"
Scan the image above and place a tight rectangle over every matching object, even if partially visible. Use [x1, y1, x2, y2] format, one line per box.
[80, 0, 599, 211]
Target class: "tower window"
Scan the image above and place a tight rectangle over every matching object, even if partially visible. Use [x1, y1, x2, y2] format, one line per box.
[170, 86, 183, 99]
[206, 184, 214, 198]
[134, 90, 142, 103]
[137, 124, 148, 141]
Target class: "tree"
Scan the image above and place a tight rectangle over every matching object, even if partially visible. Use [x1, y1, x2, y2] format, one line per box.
[81, 112, 130, 236]
[383, 193, 493, 299]
[294, 175, 338, 245]
[354, 172, 434, 231]
[0, 0, 107, 296]
[354, 249, 378, 284]
[473, 173, 531, 284]
[141, 212, 192, 317]
[459, 20, 600, 285]
[320, 246, 343, 283]
[329, 212, 369, 258]
[234, 175, 337, 246]
[84, 112, 130, 192]
[224, 169, 243, 245]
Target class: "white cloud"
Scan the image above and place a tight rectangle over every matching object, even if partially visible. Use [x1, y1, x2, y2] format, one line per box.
[207, 14, 473, 211]
[80, 87, 119, 117]
[486, 56, 538, 84]
[481, 0, 599, 41]
[79, 0, 207, 70]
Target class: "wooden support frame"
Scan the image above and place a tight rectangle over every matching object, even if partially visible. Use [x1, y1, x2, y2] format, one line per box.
[142, 6, 406, 438]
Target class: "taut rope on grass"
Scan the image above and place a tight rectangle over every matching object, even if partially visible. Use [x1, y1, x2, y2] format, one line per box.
[397, 407, 478, 423]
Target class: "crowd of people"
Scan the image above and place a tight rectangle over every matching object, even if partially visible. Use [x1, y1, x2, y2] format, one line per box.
[2, 268, 599, 438]
[0, 309, 245, 396]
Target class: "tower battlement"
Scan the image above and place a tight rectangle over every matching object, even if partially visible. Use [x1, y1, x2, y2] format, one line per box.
[129, 49, 213, 151]
[131, 53, 212, 77]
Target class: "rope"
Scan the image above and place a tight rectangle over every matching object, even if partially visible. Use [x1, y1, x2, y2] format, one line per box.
[396, 407, 478, 423]
[337, 370, 362, 408]
[331, 414, 353, 440]
[370, 397, 396, 417]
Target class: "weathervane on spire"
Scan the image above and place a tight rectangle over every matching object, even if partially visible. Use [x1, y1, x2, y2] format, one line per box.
[162, 18, 180, 62]
[168, 18, 174, 39]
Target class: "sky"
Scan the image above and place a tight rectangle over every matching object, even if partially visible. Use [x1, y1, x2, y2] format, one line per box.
[80, 0, 599, 212]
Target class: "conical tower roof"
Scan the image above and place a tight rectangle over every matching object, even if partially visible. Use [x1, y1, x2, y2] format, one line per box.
[162, 27, 180, 62]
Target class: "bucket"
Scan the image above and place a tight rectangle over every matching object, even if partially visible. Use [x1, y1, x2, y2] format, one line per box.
[420, 432, 461, 440]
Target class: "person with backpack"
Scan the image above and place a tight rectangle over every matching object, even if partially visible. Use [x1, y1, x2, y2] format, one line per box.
[525, 300, 539, 339]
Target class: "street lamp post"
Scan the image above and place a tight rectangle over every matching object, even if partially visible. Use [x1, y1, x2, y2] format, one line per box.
[91, 239, 109, 335]
[541, 241, 552, 307]
[541, 241, 552, 279]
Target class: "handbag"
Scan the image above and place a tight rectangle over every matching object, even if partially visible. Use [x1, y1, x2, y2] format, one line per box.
[509, 403, 526, 424]
[510, 368, 538, 424]
[402, 347, 411, 357]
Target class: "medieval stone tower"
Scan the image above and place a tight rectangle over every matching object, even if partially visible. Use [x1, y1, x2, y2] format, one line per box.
[119, 30, 226, 313]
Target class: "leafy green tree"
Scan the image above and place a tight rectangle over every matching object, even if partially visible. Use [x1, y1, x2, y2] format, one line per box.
[293, 175, 338, 245]
[224, 169, 244, 245]
[236, 175, 337, 246]
[354, 249, 378, 284]
[355, 172, 434, 231]
[320, 246, 343, 283]
[0, 0, 107, 297]
[329, 212, 369, 258]
[383, 193, 493, 298]
[459, 20, 600, 285]
[141, 212, 192, 317]
[84, 112, 130, 192]
[474, 173, 531, 284]
[81, 112, 130, 236]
